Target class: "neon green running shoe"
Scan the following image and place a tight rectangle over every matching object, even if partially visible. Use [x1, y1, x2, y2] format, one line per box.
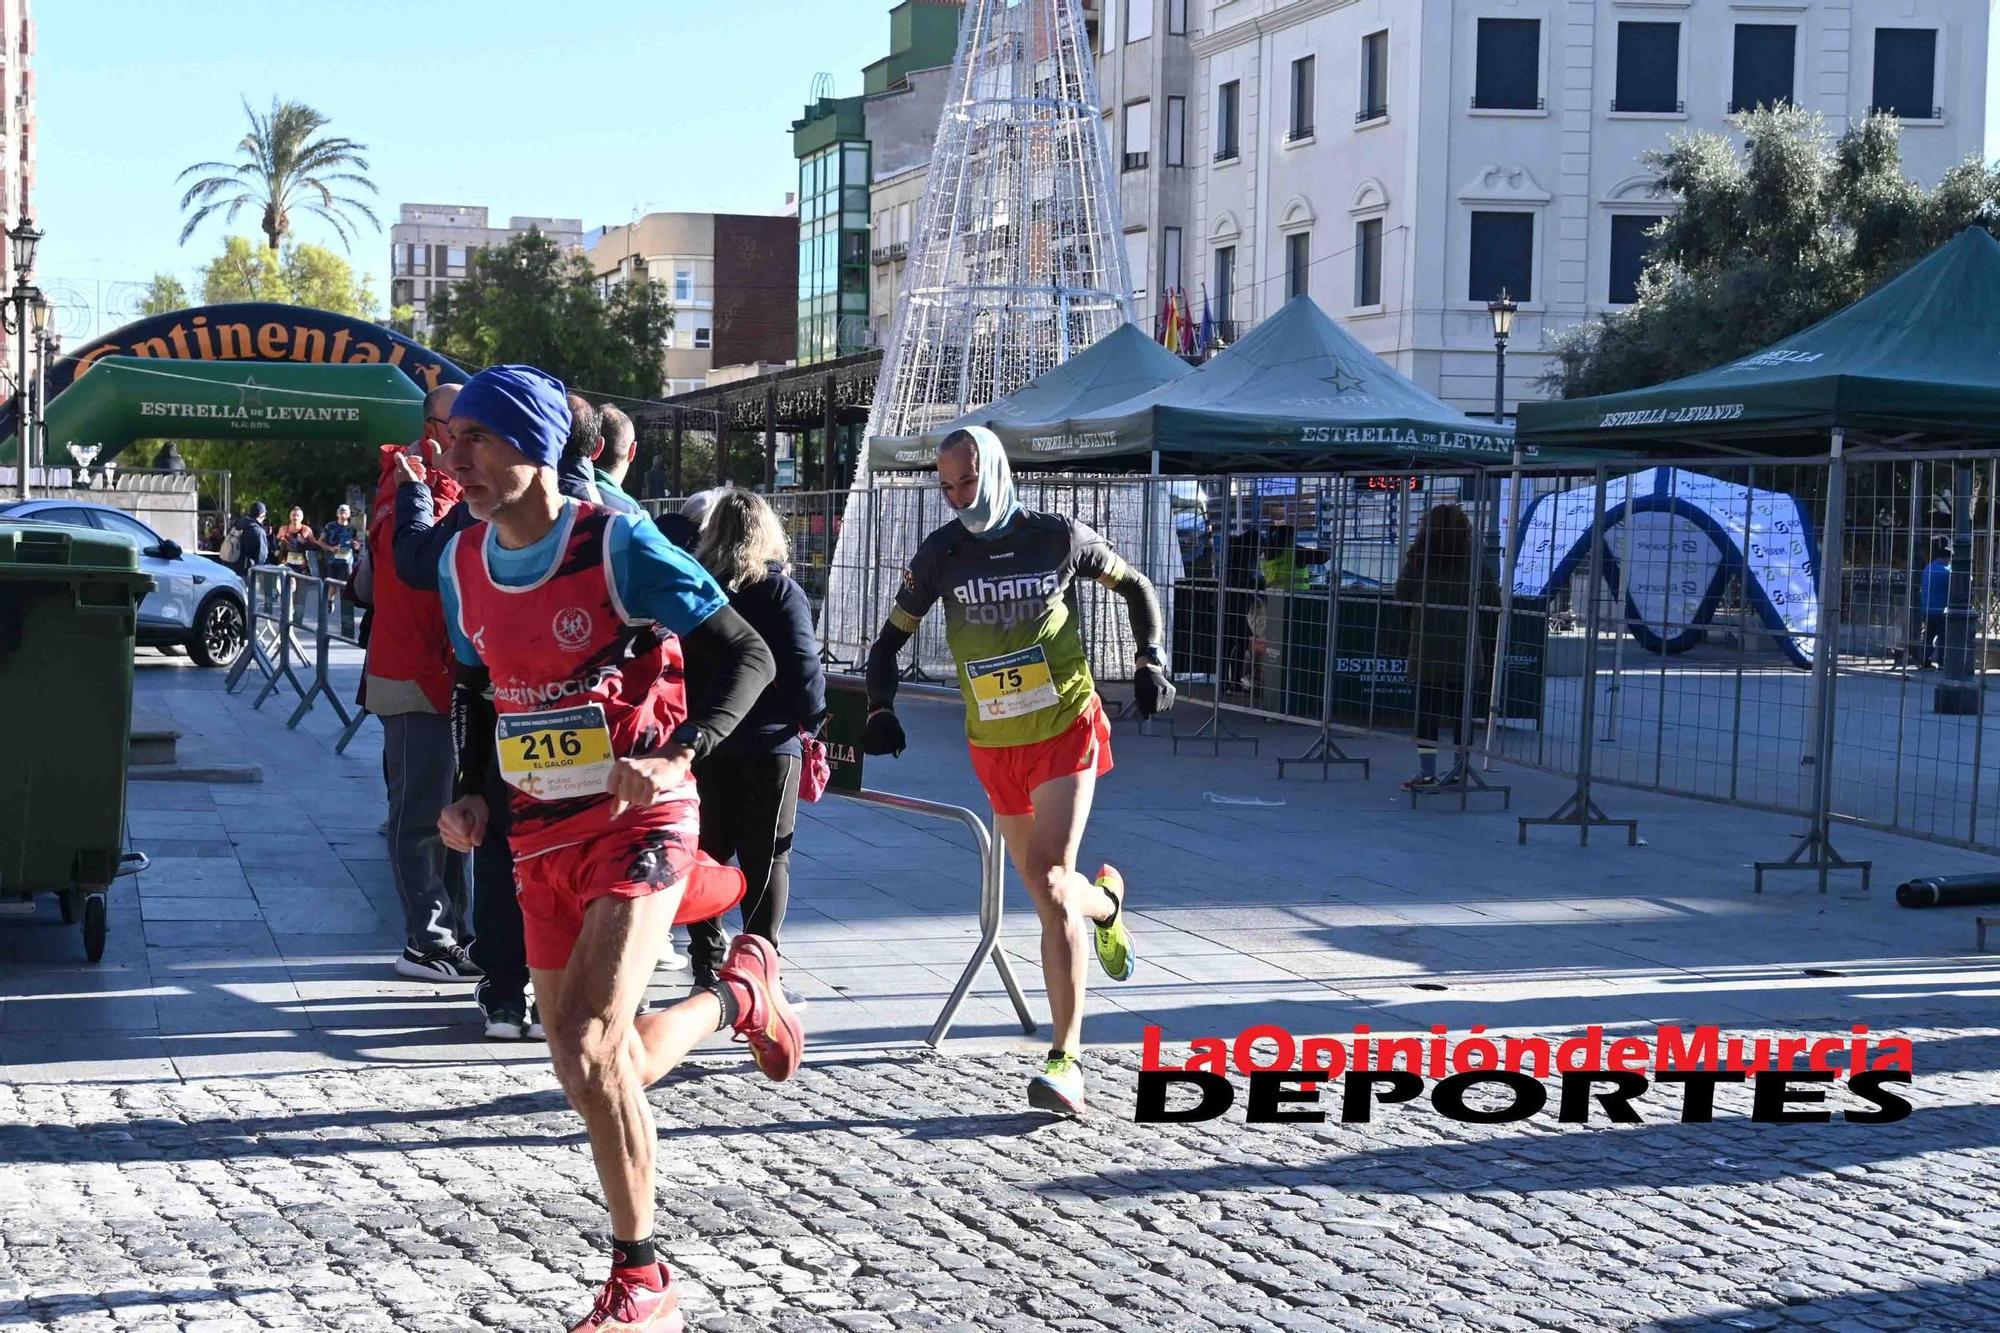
[1092, 863, 1135, 982]
[1027, 1050, 1087, 1116]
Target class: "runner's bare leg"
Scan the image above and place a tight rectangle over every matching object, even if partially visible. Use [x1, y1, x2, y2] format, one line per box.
[533, 887, 686, 1242]
[995, 767, 1116, 1055]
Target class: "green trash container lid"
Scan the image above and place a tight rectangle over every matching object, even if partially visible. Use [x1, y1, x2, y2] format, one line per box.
[0, 520, 145, 577]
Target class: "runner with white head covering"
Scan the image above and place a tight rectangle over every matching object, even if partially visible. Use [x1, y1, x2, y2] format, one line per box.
[861, 424, 1175, 1115]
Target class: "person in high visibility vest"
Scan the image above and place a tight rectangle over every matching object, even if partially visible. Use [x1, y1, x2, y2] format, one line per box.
[1259, 525, 1331, 591]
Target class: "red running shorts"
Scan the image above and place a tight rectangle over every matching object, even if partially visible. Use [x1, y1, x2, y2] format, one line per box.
[966, 695, 1114, 818]
[514, 804, 745, 971]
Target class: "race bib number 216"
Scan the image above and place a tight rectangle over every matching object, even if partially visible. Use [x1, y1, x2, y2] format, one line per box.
[497, 703, 617, 800]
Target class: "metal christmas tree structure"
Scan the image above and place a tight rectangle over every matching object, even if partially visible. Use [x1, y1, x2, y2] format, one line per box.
[826, 0, 1135, 664]
[865, 0, 1134, 444]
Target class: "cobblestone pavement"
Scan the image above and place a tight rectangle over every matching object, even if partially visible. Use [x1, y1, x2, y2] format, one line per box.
[4, 1034, 1997, 1333]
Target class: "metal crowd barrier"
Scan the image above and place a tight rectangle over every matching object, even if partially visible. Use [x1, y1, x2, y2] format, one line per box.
[225, 565, 371, 751]
[824, 673, 1036, 1047]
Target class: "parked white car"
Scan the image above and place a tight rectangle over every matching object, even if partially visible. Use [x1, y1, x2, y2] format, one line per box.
[0, 499, 249, 667]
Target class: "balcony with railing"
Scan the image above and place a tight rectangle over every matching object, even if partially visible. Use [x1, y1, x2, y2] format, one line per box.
[869, 241, 908, 265]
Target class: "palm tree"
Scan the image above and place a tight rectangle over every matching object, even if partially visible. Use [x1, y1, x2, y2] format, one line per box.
[177, 98, 381, 253]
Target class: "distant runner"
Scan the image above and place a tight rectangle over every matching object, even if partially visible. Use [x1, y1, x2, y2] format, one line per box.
[861, 425, 1174, 1115]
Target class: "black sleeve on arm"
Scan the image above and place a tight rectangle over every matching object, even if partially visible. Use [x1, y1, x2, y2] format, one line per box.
[865, 621, 912, 709]
[1107, 566, 1166, 661]
[681, 603, 776, 756]
[451, 659, 496, 800]
[778, 579, 828, 728]
[393, 481, 467, 591]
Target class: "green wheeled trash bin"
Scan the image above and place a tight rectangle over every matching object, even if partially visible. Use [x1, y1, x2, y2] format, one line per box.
[0, 522, 155, 961]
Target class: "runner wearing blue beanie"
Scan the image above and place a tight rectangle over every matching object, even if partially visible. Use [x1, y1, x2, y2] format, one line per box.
[434, 363, 801, 1332]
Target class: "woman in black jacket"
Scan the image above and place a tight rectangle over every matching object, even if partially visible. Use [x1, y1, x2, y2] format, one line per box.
[1392, 503, 1500, 792]
[683, 487, 828, 995]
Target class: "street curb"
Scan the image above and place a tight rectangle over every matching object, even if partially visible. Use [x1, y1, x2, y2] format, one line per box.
[128, 763, 263, 784]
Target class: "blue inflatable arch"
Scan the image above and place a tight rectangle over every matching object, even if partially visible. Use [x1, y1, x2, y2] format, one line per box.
[1513, 467, 1819, 670]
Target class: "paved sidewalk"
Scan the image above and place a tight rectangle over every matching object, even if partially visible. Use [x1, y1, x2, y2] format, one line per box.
[2, 653, 1997, 1330]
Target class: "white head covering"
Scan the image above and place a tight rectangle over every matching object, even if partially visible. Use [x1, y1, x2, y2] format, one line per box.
[680, 487, 725, 532]
[949, 425, 1019, 536]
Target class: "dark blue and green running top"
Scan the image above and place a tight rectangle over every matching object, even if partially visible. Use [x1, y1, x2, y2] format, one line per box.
[890, 510, 1128, 748]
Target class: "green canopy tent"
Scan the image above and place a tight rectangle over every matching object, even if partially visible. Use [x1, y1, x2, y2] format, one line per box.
[868, 296, 1517, 473]
[1510, 229, 2000, 883]
[1519, 227, 2000, 453]
[869, 323, 1194, 469]
[1067, 296, 1516, 468]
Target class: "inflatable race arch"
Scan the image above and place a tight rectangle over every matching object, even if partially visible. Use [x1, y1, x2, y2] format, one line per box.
[2, 302, 469, 465]
[1508, 467, 1820, 669]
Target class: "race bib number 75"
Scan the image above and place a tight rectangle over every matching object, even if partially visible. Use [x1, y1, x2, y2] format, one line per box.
[966, 645, 1061, 720]
[497, 703, 617, 801]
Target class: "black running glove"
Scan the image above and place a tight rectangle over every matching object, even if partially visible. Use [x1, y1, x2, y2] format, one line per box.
[1134, 661, 1177, 719]
[862, 707, 907, 757]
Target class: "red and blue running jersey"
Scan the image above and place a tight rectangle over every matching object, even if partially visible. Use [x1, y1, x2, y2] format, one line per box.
[440, 499, 728, 857]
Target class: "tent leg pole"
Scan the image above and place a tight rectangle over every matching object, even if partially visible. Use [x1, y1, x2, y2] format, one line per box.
[1413, 470, 1508, 810]
[1176, 473, 1257, 755]
[1482, 446, 1525, 770]
[1520, 464, 1636, 846]
[1753, 430, 1871, 893]
[1280, 475, 1365, 779]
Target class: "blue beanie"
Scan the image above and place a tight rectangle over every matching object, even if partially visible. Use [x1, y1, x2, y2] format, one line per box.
[451, 365, 571, 470]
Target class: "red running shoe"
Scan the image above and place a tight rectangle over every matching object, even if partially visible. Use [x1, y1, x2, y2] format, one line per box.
[568, 1269, 683, 1333]
[719, 933, 804, 1082]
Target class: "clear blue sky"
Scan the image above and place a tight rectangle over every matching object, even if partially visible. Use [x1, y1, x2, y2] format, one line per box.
[35, 0, 895, 341]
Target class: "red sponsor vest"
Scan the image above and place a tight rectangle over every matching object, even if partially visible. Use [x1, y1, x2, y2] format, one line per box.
[448, 502, 693, 856]
[362, 444, 461, 714]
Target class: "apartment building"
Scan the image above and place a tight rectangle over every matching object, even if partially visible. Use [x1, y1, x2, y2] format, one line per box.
[585, 212, 796, 396]
[795, 1, 968, 365]
[1192, 0, 1999, 414]
[1098, 0, 1196, 321]
[388, 204, 583, 336]
[1, 0, 33, 374]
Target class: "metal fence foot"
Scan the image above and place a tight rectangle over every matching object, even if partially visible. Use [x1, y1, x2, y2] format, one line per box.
[1752, 827, 1872, 895]
[1518, 789, 1637, 846]
[1413, 761, 1511, 811]
[1170, 709, 1261, 756]
[1277, 727, 1368, 780]
[334, 708, 372, 754]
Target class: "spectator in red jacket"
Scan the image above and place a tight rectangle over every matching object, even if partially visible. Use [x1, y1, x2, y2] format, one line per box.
[366, 383, 479, 982]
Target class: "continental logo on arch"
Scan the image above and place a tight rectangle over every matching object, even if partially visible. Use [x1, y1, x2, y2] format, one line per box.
[73, 313, 452, 391]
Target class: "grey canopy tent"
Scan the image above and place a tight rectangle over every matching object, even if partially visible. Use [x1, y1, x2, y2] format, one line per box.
[867, 296, 1515, 472]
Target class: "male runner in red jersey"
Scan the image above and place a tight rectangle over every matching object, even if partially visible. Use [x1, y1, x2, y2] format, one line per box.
[433, 365, 802, 1332]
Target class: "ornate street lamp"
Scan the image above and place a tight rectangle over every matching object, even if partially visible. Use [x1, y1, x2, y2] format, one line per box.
[31, 297, 57, 490]
[5, 216, 44, 498]
[1487, 288, 1517, 424]
[9, 215, 41, 282]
